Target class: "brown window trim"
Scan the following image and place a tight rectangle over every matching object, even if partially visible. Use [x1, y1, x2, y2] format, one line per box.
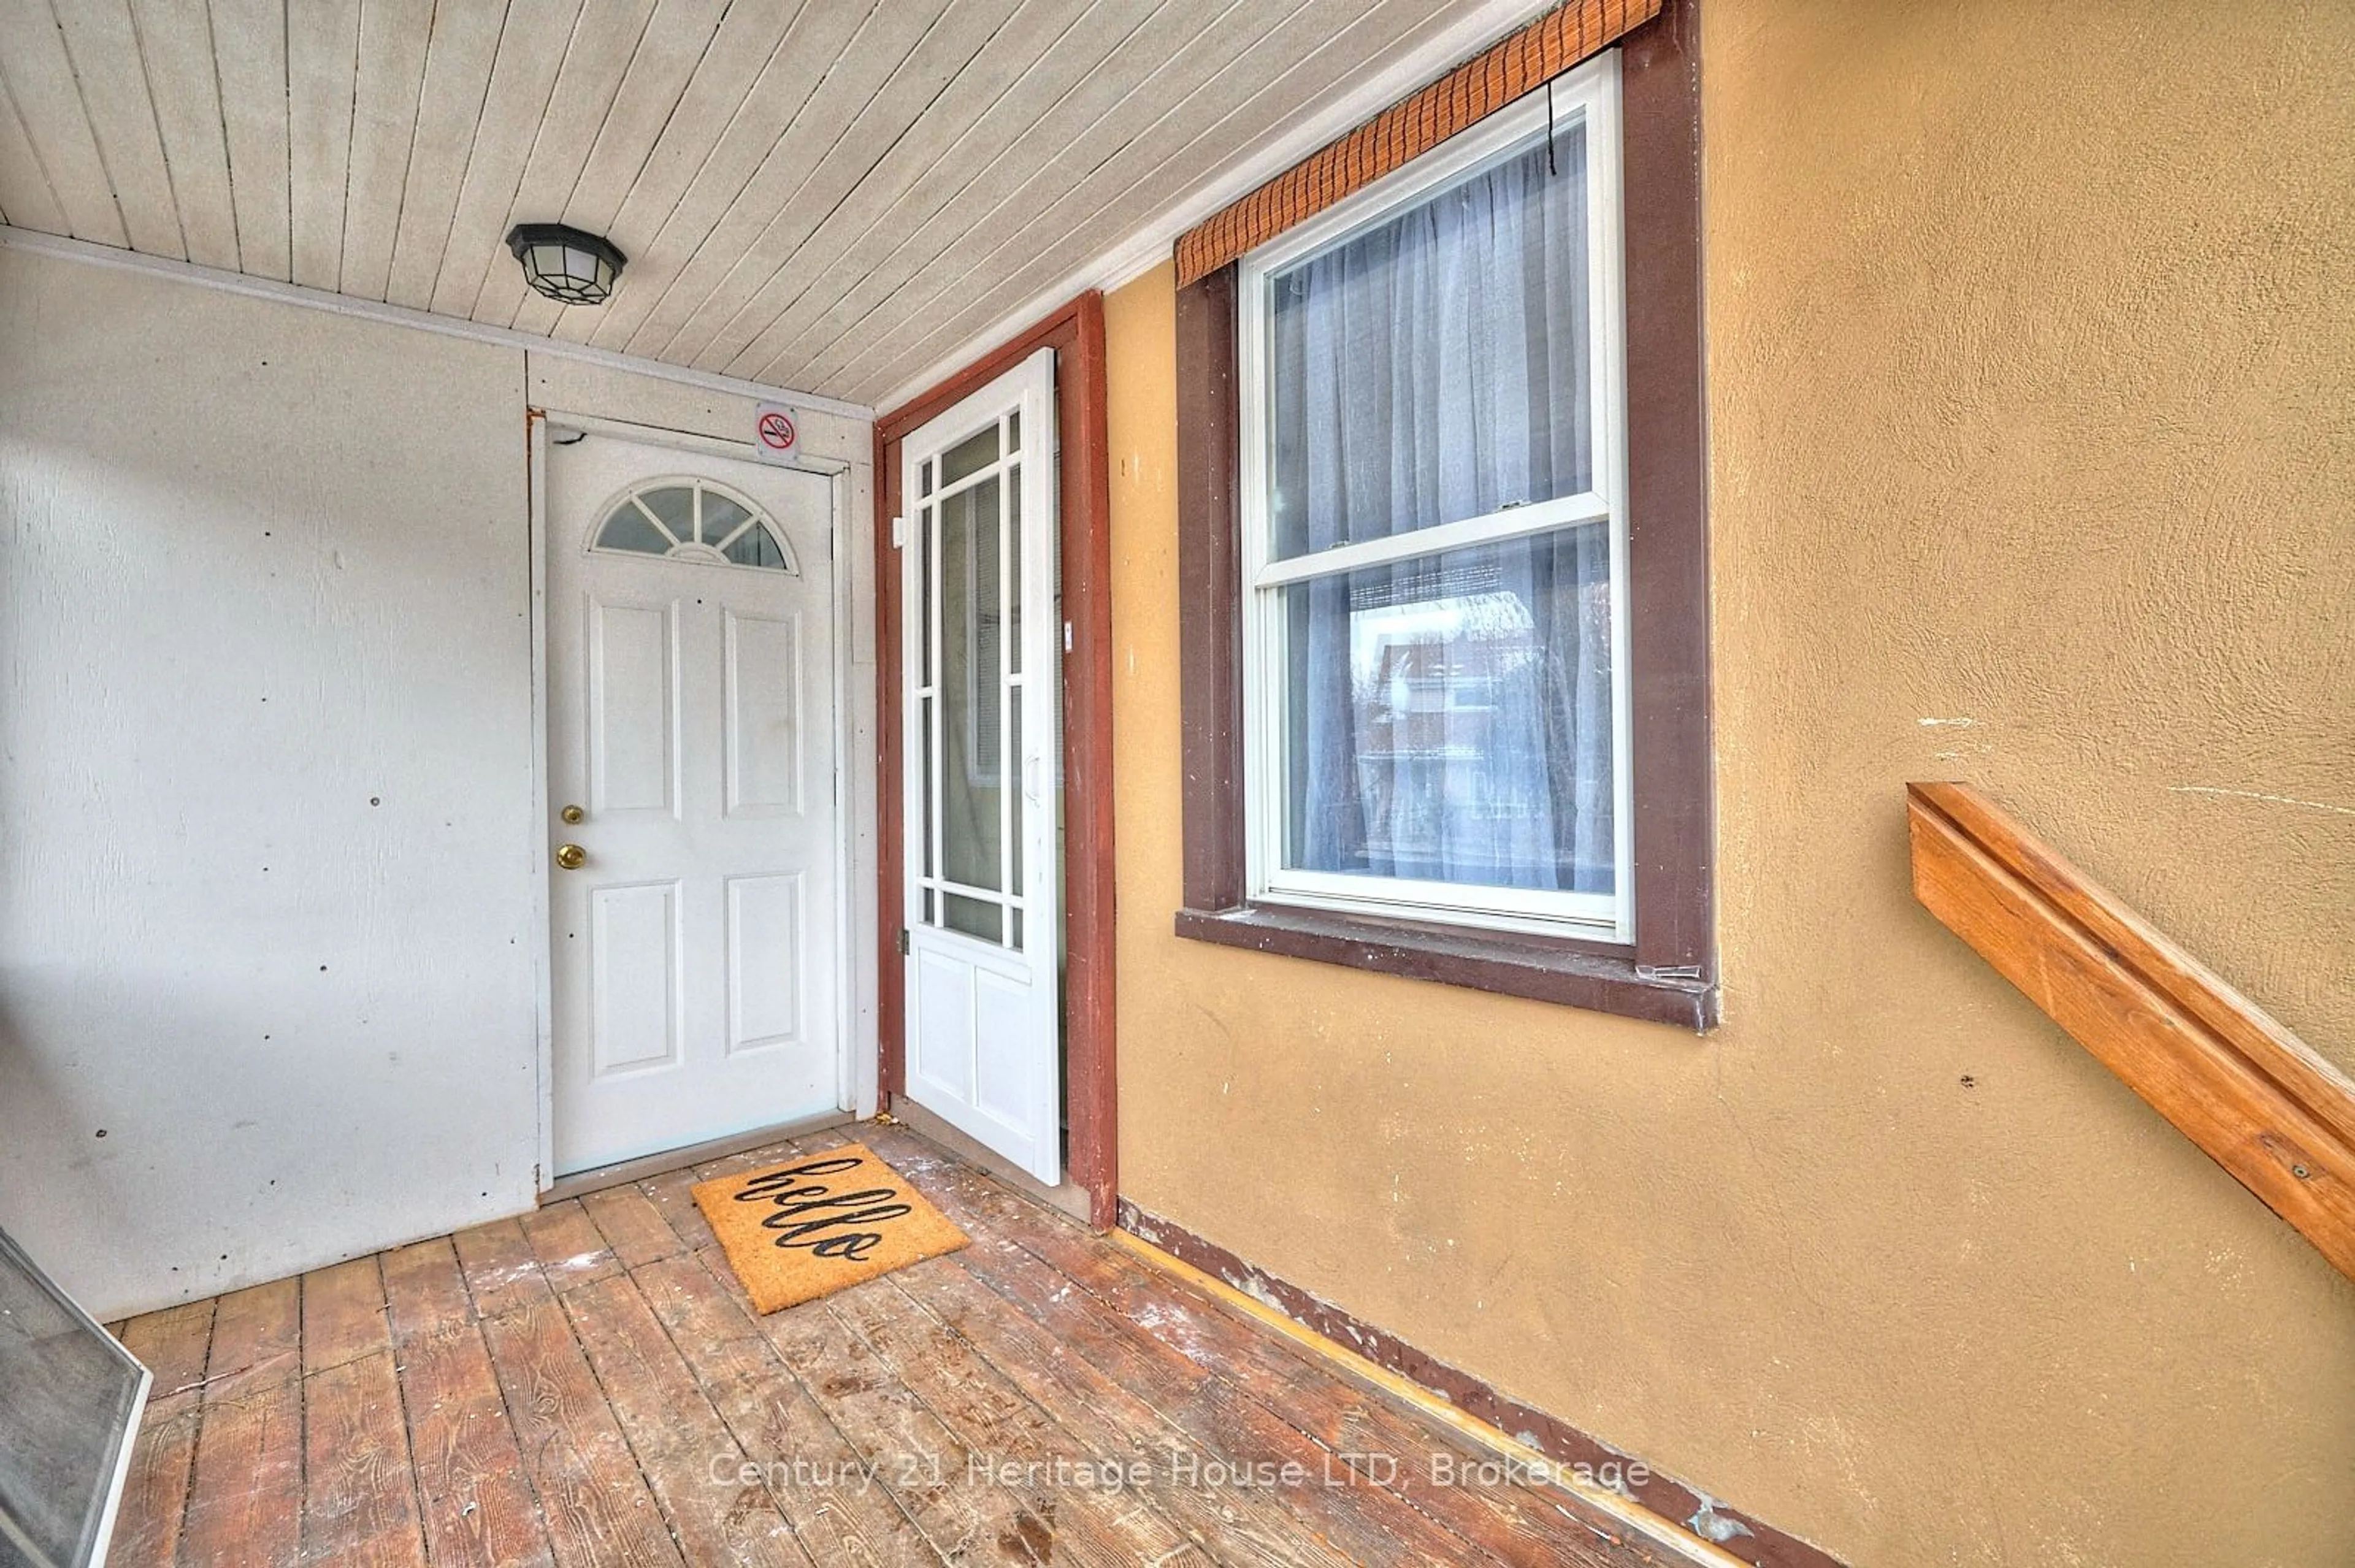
[875, 294, 1120, 1226]
[1174, 0, 1714, 1028]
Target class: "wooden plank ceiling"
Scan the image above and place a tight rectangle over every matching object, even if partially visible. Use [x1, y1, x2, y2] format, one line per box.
[0, 0, 1547, 408]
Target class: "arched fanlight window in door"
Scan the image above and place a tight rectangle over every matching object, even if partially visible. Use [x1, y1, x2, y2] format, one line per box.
[592, 478, 796, 572]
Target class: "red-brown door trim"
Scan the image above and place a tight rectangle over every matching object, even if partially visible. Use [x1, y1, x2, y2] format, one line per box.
[873, 294, 1119, 1228]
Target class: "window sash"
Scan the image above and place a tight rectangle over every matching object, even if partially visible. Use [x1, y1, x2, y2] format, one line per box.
[1250, 489, 1611, 589]
[1235, 55, 1634, 941]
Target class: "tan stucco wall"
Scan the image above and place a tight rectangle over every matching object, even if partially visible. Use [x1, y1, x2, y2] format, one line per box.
[1103, 3, 2355, 1564]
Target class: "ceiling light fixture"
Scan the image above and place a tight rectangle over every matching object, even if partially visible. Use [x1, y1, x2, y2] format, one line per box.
[505, 223, 627, 305]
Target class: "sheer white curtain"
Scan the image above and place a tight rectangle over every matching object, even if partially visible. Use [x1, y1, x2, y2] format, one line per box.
[1268, 127, 1615, 895]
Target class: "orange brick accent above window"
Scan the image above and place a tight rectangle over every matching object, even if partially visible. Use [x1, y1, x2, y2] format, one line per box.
[1173, 0, 1662, 286]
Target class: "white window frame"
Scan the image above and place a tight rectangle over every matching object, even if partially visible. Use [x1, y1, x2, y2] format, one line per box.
[1236, 52, 1633, 943]
[909, 403, 1031, 941]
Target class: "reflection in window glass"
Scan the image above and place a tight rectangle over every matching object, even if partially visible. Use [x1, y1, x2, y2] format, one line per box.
[1281, 528, 1614, 895]
[722, 524, 786, 569]
[702, 491, 754, 546]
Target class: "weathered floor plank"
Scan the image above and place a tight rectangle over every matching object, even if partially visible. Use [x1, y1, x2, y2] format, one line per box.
[180, 1277, 302, 1567]
[451, 1217, 553, 1318]
[749, 1276, 1054, 1564]
[880, 1223, 1360, 1568]
[834, 1128, 1517, 1568]
[479, 1296, 684, 1568]
[782, 1134, 1350, 1568]
[302, 1347, 428, 1567]
[302, 1253, 390, 1374]
[106, 1126, 1687, 1568]
[580, 1182, 687, 1271]
[519, 1198, 624, 1295]
[628, 1246, 944, 1567]
[108, 1298, 214, 1568]
[381, 1237, 556, 1568]
[867, 1125, 1643, 1566]
[559, 1269, 813, 1567]
[635, 1164, 716, 1253]
[827, 1256, 1213, 1567]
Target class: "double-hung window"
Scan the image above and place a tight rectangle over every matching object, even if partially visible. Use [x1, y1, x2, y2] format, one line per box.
[1175, 5, 1710, 1027]
[1238, 58, 1630, 941]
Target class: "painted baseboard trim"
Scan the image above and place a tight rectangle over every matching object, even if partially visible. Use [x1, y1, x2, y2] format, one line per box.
[0, 224, 872, 423]
[1116, 1201, 1844, 1568]
[540, 1111, 857, 1204]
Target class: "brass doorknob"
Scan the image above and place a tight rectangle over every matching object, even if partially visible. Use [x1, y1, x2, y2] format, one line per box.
[554, 843, 587, 870]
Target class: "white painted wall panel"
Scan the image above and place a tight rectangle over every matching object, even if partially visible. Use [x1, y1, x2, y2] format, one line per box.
[0, 247, 539, 1317]
[0, 249, 881, 1317]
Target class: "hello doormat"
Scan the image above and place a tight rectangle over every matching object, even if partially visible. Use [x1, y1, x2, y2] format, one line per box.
[692, 1145, 968, 1313]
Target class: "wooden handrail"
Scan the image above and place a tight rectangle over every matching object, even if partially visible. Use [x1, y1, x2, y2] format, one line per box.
[1908, 782, 2355, 1283]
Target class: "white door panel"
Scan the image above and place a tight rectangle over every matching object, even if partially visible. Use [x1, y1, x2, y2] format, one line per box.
[900, 348, 1061, 1184]
[549, 435, 840, 1176]
[726, 871, 805, 1049]
[724, 611, 803, 815]
[588, 597, 678, 815]
[588, 881, 680, 1074]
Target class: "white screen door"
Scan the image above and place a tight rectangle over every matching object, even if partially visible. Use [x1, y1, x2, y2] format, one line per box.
[900, 349, 1062, 1184]
[547, 429, 840, 1176]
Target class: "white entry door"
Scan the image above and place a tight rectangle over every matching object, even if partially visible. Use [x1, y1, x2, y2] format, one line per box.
[547, 428, 840, 1177]
[901, 349, 1062, 1184]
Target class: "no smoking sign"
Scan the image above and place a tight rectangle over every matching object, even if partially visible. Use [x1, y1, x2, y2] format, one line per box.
[752, 402, 799, 464]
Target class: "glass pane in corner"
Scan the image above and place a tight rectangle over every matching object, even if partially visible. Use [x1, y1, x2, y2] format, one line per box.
[597, 505, 671, 555]
[723, 522, 787, 570]
[637, 485, 694, 543]
[701, 489, 754, 546]
[940, 424, 999, 486]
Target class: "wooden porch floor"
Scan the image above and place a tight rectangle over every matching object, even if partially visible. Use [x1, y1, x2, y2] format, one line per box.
[105, 1122, 1683, 1567]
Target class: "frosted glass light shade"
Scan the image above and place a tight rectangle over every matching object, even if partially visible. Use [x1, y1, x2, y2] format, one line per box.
[505, 224, 626, 305]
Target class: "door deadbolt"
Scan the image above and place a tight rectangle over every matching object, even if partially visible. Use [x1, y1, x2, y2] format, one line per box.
[559, 803, 585, 824]
[554, 843, 588, 870]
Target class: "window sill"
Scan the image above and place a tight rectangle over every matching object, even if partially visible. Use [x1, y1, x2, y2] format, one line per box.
[1174, 904, 1718, 1030]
